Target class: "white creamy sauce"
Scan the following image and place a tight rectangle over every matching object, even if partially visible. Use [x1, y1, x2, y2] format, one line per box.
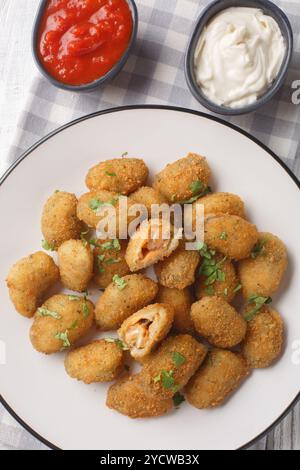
[194, 7, 286, 108]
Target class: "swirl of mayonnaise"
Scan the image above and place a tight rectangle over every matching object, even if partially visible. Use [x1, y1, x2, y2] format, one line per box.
[194, 7, 286, 108]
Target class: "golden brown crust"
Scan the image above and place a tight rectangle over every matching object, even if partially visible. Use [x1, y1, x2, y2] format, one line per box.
[238, 232, 288, 298]
[64, 340, 125, 384]
[191, 296, 247, 348]
[192, 193, 245, 229]
[86, 158, 149, 195]
[185, 349, 250, 409]
[58, 240, 94, 292]
[93, 239, 130, 289]
[95, 274, 158, 331]
[41, 191, 83, 249]
[156, 286, 194, 333]
[6, 251, 59, 318]
[130, 186, 168, 215]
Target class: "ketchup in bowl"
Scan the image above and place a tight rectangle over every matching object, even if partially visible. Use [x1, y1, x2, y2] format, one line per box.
[37, 0, 134, 86]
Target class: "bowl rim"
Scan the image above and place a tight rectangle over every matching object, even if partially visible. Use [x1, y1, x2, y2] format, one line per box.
[185, 0, 294, 116]
[32, 0, 138, 92]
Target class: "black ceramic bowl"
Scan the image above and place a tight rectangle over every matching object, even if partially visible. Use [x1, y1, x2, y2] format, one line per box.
[32, 0, 138, 92]
[185, 0, 293, 115]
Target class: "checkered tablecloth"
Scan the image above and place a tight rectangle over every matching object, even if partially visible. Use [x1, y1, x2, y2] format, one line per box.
[1, 0, 300, 451]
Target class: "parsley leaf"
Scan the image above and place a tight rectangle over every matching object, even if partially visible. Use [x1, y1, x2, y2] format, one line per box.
[37, 307, 61, 320]
[251, 240, 266, 259]
[205, 286, 215, 296]
[199, 255, 227, 286]
[171, 352, 186, 367]
[55, 331, 70, 350]
[101, 239, 121, 251]
[113, 274, 127, 290]
[82, 302, 90, 319]
[105, 338, 129, 351]
[178, 186, 212, 205]
[244, 294, 272, 322]
[42, 240, 55, 251]
[68, 295, 80, 301]
[233, 284, 242, 294]
[173, 392, 185, 408]
[121, 152, 128, 158]
[69, 320, 78, 330]
[105, 171, 116, 177]
[190, 180, 203, 195]
[219, 231, 228, 240]
[105, 258, 121, 265]
[153, 370, 179, 393]
[89, 197, 118, 212]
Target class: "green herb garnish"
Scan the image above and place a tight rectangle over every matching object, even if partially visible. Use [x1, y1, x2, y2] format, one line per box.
[190, 180, 203, 195]
[251, 240, 266, 259]
[55, 331, 70, 350]
[42, 240, 55, 252]
[105, 338, 129, 351]
[89, 197, 118, 212]
[69, 320, 78, 330]
[153, 370, 179, 393]
[196, 241, 215, 259]
[199, 256, 227, 286]
[173, 392, 185, 408]
[105, 258, 121, 265]
[121, 152, 128, 158]
[68, 295, 80, 301]
[178, 186, 212, 205]
[113, 274, 127, 290]
[219, 231, 228, 240]
[205, 286, 215, 296]
[171, 352, 186, 367]
[244, 293, 272, 322]
[82, 302, 90, 319]
[101, 239, 121, 251]
[233, 284, 242, 294]
[105, 171, 116, 177]
[37, 307, 61, 320]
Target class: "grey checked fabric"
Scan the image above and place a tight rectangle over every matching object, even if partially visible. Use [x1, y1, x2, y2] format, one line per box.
[1, 0, 300, 451]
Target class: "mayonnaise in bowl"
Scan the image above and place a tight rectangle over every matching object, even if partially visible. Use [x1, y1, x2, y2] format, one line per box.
[194, 7, 286, 109]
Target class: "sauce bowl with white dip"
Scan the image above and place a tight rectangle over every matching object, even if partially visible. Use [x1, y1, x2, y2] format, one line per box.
[185, 0, 293, 115]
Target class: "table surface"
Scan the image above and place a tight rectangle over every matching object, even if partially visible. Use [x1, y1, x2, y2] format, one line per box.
[0, 0, 299, 451]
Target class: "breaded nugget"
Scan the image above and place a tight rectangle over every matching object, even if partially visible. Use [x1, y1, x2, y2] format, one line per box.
[153, 153, 211, 203]
[192, 193, 245, 230]
[204, 215, 258, 260]
[125, 219, 180, 272]
[107, 375, 173, 419]
[130, 186, 168, 215]
[238, 232, 288, 298]
[64, 339, 125, 384]
[76, 190, 135, 234]
[86, 158, 149, 195]
[185, 349, 249, 409]
[139, 334, 207, 400]
[154, 241, 200, 289]
[118, 303, 174, 360]
[156, 286, 194, 334]
[6, 252, 59, 318]
[195, 254, 238, 303]
[30, 294, 94, 354]
[41, 191, 83, 249]
[94, 238, 130, 289]
[58, 240, 93, 292]
[242, 306, 284, 368]
[191, 297, 247, 348]
[95, 274, 158, 331]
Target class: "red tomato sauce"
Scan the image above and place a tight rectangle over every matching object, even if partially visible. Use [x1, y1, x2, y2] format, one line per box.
[37, 0, 133, 86]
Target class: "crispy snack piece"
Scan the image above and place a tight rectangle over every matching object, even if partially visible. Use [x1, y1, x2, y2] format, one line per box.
[139, 334, 208, 400]
[41, 191, 83, 249]
[58, 240, 93, 292]
[107, 375, 173, 419]
[238, 232, 288, 298]
[93, 238, 130, 289]
[204, 214, 258, 260]
[195, 255, 238, 303]
[95, 274, 158, 331]
[64, 339, 125, 384]
[242, 306, 284, 368]
[86, 158, 149, 195]
[30, 294, 94, 354]
[192, 192, 245, 230]
[153, 153, 211, 203]
[76, 190, 135, 234]
[118, 303, 174, 360]
[125, 219, 180, 272]
[130, 186, 168, 215]
[154, 241, 200, 290]
[191, 296, 247, 348]
[156, 286, 194, 334]
[6, 251, 59, 318]
[185, 349, 250, 409]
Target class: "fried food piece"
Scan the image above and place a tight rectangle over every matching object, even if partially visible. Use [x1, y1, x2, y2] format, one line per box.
[64, 339, 125, 384]
[185, 349, 250, 409]
[204, 215, 258, 260]
[86, 158, 149, 195]
[125, 219, 180, 272]
[95, 274, 158, 331]
[156, 286, 194, 334]
[6, 252, 59, 318]
[107, 375, 173, 419]
[130, 186, 168, 215]
[153, 153, 211, 203]
[58, 240, 93, 292]
[139, 335, 208, 400]
[154, 241, 200, 289]
[238, 232, 288, 298]
[191, 296, 247, 348]
[93, 238, 130, 289]
[118, 303, 174, 360]
[30, 294, 94, 354]
[192, 192, 245, 230]
[76, 190, 135, 234]
[242, 306, 284, 368]
[195, 255, 238, 303]
[41, 191, 83, 249]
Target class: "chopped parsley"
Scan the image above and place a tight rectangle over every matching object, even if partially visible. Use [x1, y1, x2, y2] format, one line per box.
[101, 239, 121, 251]
[233, 284, 242, 294]
[42, 240, 55, 251]
[251, 240, 266, 259]
[244, 293, 272, 322]
[82, 302, 90, 319]
[105, 170, 116, 177]
[113, 274, 127, 290]
[171, 352, 186, 367]
[153, 370, 179, 393]
[173, 392, 185, 408]
[105, 258, 121, 265]
[69, 320, 78, 330]
[37, 307, 61, 320]
[55, 331, 70, 350]
[68, 295, 81, 301]
[89, 197, 119, 212]
[190, 180, 203, 195]
[205, 286, 215, 296]
[199, 255, 226, 286]
[219, 231, 228, 241]
[121, 152, 128, 158]
[196, 241, 215, 259]
[178, 185, 212, 205]
[105, 338, 129, 351]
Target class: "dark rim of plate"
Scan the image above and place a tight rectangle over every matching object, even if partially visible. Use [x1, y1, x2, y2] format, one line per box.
[0, 105, 299, 450]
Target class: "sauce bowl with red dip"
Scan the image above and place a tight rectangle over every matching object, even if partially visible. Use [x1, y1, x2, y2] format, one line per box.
[32, 0, 138, 91]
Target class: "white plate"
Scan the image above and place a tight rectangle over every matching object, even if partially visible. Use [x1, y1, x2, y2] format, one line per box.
[0, 106, 299, 451]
